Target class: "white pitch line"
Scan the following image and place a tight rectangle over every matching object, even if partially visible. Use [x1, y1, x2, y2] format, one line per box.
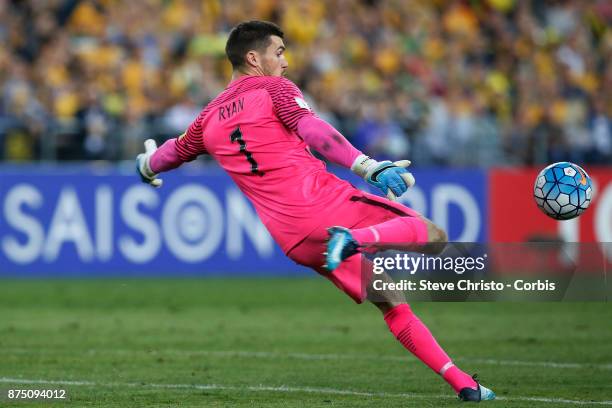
[2, 347, 612, 370]
[0, 377, 447, 400]
[1, 377, 611, 406]
[462, 357, 612, 370]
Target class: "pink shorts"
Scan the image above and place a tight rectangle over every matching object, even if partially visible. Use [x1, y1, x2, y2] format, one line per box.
[287, 192, 425, 303]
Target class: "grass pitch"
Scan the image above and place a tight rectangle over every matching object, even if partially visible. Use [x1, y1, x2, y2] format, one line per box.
[0, 278, 610, 407]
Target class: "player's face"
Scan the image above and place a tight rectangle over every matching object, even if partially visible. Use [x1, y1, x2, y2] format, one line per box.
[260, 35, 288, 77]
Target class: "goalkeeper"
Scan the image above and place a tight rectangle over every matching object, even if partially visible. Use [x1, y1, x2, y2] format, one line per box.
[137, 20, 494, 402]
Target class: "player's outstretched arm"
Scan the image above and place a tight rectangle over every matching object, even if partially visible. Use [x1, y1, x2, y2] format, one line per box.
[271, 77, 414, 200]
[136, 134, 195, 187]
[136, 108, 208, 187]
[136, 139, 164, 188]
[296, 115, 415, 200]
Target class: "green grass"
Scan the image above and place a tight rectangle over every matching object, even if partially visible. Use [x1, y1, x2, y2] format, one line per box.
[0, 278, 610, 407]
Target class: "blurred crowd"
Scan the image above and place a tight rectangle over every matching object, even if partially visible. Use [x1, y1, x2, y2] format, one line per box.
[0, 0, 610, 166]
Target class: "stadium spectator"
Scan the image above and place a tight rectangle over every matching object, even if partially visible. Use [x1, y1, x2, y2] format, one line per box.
[0, 0, 608, 165]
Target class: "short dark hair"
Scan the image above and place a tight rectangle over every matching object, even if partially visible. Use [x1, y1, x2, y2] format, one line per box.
[225, 20, 284, 69]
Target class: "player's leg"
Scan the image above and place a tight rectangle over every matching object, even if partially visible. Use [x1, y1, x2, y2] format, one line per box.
[367, 272, 495, 401]
[289, 233, 494, 402]
[318, 193, 495, 401]
[350, 215, 447, 252]
[347, 192, 447, 248]
[325, 207, 445, 271]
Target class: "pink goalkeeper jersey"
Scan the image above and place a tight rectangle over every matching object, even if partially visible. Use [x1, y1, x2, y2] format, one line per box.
[175, 75, 358, 253]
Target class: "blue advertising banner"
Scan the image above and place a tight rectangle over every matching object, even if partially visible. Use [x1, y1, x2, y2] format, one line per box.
[0, 165, 487, 277]
[394, 168, 488, 243]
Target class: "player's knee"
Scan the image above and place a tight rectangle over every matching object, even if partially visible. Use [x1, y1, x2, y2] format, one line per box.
[367, 272, 406, 309]
[372, 300, 404, 315]
[433, 226, 448, 244]
[424, 222, 447, 254]
[427, 222, 447, 244]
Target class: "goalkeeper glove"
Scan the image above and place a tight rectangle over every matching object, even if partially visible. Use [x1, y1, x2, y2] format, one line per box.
[351, 154, 415, 200]
[136, 139, 163, 188]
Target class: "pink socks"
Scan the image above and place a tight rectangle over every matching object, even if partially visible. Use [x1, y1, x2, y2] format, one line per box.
[384, 304, 477, 393]
[351, 216, 428, 246]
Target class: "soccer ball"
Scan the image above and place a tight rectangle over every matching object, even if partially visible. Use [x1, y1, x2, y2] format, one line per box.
[533, 162, 593, 220]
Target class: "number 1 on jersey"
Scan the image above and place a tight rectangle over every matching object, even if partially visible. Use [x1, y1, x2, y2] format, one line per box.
[230, 127, 264, 176]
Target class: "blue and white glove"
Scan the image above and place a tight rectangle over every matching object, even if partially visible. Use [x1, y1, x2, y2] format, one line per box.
[351, 154, 415, 200]
[136, 139, 163, 188]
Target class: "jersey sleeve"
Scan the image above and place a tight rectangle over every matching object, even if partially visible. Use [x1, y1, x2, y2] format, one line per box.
[264, 77, 315, 131]
[175, 111, 207, 161]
